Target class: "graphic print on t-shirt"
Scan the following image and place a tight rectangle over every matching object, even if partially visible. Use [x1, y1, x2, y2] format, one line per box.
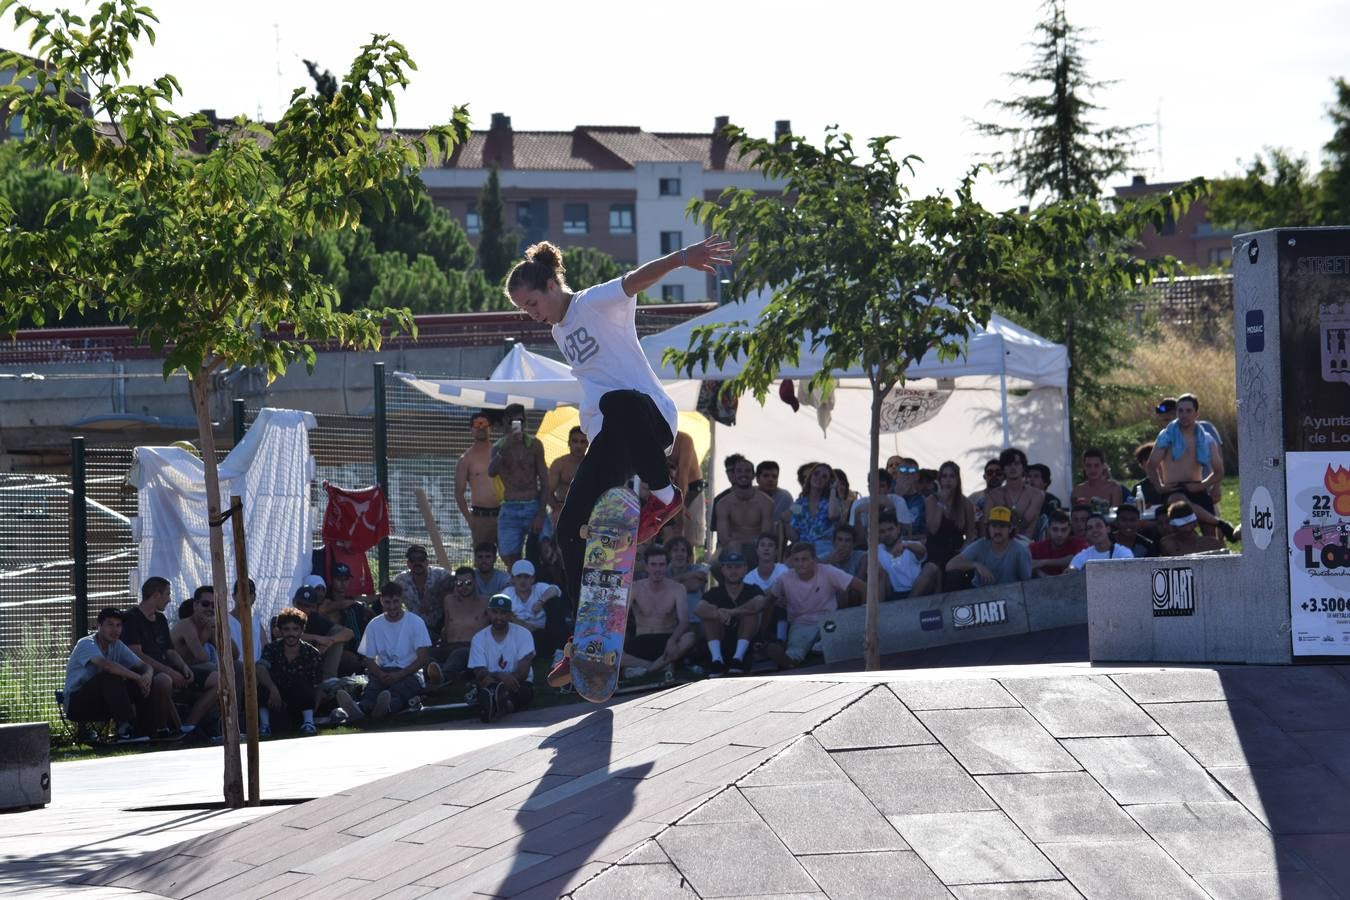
[562, 327, 599, 364]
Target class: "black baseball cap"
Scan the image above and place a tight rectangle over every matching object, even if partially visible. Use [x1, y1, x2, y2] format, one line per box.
[1156, 397, 1178, 414]
[719, 551, 747, 565]
[487, 593, 512, 611]
[294, 586, 318, 606]
[332, 562, 351, 579]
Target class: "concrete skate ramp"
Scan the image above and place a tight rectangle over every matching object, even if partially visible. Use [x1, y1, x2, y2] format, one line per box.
[79, 666, 1350, 898]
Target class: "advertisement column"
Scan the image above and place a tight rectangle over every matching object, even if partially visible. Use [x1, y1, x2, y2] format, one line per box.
[1286, 453, 1350, 655]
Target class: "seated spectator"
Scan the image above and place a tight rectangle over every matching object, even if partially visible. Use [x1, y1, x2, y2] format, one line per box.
[1030, 510, 1089, 577]
[969, 457, 1004, 527]
[294, 586, 357, 680]
[1156, 395, 1225, 508]
[439, 565, 489, 682]
[469, 594, 535, 723]
[709, 453, 748, 532]
[64, 607, 173, 741]
[1159, 501, 1226, 556]
[755, 459, 795, 522]
[1146, 393, 1233, 540]
[1112, 503, 1156, 558]
[833, 468, 861, 512]
[924, 461, 977, 580]
[336, 582, 431, 722]
[716, 456, 775, 560]
[917, 468, 938, 497]
[823, 524, 867, 577]
[122, 576, 193, 696]
[696, 550, 766, 675]
[318, 563, 367, 647]
[394, 545, 451, 639]
[533, 535, 568, 599]
[1025, 463, 1063, 520]
[1131, 443, 1166, 510]
[472, 541, 512, 598]
[985, 448, 1044, 541]
[891, 457, 928, 537]
[849, 469, 913, 544]
[505, 559, 561, 658]
[784, 462, 844, 558]
[1071, 447, 1125, 514]
[624, 544, 696, 679]
[876, 511, 941, 599]
[945, 506, 1032, 587]
[227, 579, 271, 664]
[258, 607, 323, 735]
[666, 535, 710, 646]
[744, 532, 790, 594]
[766, 542, 863, 669]
[1069, 513, 1135, 569]
[1069, 502, 1091, 539]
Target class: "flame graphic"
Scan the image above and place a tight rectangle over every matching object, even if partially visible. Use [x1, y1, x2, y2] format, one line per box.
[1327, 464, 1350, 516]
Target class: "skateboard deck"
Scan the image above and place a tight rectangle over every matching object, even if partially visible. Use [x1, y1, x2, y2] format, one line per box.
[569, 486, 641, 703]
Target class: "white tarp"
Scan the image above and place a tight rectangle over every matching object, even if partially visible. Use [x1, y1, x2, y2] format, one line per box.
[127, 407, 316, 627]
[397, 342, 582, 411]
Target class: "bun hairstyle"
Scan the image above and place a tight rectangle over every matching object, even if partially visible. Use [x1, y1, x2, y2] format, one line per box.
[505, 241, 568, 298]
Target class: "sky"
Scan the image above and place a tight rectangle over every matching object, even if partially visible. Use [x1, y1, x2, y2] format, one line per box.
[4, 0, 1349, 212]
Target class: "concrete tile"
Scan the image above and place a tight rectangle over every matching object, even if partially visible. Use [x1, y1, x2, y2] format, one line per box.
[1288, 729, 1350, 786]
[1143, 699, 1305, 767]
[917, 708, 1081, 774]
[812, 685, 935, 750]
[615, 839, 669, 865]
[799, 850, 950, 899]
[975, 773, 1146, 844]
[1126, 801, 1278, 875]
[889, 679, 1020, 711]
[888, 811, 1058, 884]
[380, 765, 469, 802]
[1195, 870, 1339, 900]
[770, 681, 867, 713]
[656, 820, 817, 897]
[1000, 676, 1163, 738]
[1222, 666, 1350, 732]
[743, 781, 907, 854]
[951, 883, 1083, 899]
[1040, 841, 1209, 899]
[515, 861, 609, 900]
[679, 788, 760, 825]
[833, 745, 997, 815]
[1278, 833, 1350, 891]
[1109, 669, 1231, 704]
[570, 862, 696, 899]
[110, 854, 255, 897]
[1210, 765, 1350, 834]
[1060, 736, 1226, 804]
[739, 736, 851, 787]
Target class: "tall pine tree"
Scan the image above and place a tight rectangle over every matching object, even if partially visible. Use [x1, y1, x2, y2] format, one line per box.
[476, 165, 517, 285]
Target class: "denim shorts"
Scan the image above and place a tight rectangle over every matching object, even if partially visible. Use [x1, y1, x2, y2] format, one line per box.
[498, 500, 541, 557]
[785, 621, 822, 663]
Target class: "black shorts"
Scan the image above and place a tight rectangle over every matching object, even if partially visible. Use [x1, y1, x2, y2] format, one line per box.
[627, 632, 672, 662]
[1163, 488, 1215, 516]
[190, 663, 216, 691]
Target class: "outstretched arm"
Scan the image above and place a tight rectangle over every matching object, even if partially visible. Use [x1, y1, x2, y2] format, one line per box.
[621, 234, 734, 297]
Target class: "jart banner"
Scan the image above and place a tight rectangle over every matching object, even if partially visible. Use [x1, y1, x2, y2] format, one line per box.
[1287, 451, 1350, 656]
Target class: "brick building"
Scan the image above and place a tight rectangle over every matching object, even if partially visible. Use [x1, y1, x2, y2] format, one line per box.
[420, 114, 787, 301]
[1113, 174, 1234, 268]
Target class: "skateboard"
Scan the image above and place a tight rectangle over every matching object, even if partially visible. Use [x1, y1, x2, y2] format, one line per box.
[567, 486, 641, 703]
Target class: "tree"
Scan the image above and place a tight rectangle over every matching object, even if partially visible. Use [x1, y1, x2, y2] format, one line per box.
[1207, 148, 1323, 231]
[0, 0, 468, 805]
[1320, 77, 1350, 225]
[666, 126, 1045, 671]
[972, 0, 1140, 205]
[476, 165, 516, 285]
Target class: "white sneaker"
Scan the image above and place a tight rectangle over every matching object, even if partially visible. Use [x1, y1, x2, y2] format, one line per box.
[371, 690, 393, 719]
[335, 689, 364, 721]
[622, 666, 647, 680]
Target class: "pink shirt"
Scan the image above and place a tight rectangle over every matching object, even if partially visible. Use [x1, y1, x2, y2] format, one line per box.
[769, 563, 852, 626]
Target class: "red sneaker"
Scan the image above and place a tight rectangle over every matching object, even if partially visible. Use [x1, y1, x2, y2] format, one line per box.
[546, 653, 572, 688]
[638, 488, 684, 544]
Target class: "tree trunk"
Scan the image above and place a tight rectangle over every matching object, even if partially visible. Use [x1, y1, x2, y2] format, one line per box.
[191, 370, 244, 808]
[863, 384, 884, 672]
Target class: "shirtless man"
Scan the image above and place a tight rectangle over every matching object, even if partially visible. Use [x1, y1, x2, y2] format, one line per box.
[547, 426, 587, 527]
[715, 457, 774, 559]
[456, 411, 500, 551]
[439, 565, 489, 680]
[169, 587, 241, 736]
[487, 403, 549, 567]
[623, 544, 695, 678]
[985, 447, 1045, 540]
[1158, 500, 1226, 557]
[1145, 393, 1225, 520]
[666, 430, 703, 543]
[1071, 447, 1125, 513]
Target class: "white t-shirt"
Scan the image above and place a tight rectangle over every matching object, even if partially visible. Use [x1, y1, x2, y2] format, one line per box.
[745, 563, 790, 594]
[878, 544, 924, 593]
[552, 277, 678, 449]
[1069, 543, 1134, 570]
[357, 612, 431, 669]
[228, 614, 271, 663]
[848, 495, 916, 527]
[509, 582, 555, 629]
[468, 622, 536, 682]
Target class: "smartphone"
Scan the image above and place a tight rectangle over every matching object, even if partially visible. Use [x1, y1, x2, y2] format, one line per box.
[511, 421, 523, 434]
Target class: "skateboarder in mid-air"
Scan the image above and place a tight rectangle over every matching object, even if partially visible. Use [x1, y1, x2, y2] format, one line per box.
[505, 234, 735, 686]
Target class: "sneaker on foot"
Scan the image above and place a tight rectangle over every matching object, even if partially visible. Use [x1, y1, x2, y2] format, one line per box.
[493, 683, 512, 716]
[114, 723, 136, 742]
[546, 654, 572, 688]
[637, 488, 684, 543]
[766, 643, 795, 670]
[335, 689, 364, 721]
[258, 722, 272, 738]
[407, 695, 423, 712]
[727, 656, 749, 675]
[371, 690, 393, 719]
[425, 661, 444, 687]
[300, 721, 318, 735]
[464, 685, 478, 705]
[622, 666, 647, 681]
[706, 659, 726, 678]
[662, 665, 676, 684]
[480, 685, 498, 724]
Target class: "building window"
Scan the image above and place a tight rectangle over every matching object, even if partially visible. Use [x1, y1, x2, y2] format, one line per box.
[4, 116, 22, 140]
[563, 203, 589, 235]
[659, 177, 681, 196]
[1207, 247, 1231, 267]
[661, 285, 685, 302]
[465, 202, 480, 234]
[1159, 212, 1177, 236]
[609, 204, 635, 235]
[660, 231, 683, 255]
[517, 199, 549, 244]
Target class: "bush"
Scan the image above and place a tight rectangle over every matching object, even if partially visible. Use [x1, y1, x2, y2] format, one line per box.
[0, 625, 67, 743]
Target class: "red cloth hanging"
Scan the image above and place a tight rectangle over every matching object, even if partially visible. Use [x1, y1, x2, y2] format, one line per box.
[320, 482, 389, 596]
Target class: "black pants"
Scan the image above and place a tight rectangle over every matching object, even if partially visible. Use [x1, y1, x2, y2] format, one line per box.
[556, 390, 674, 612]
[478, 680, 535, 717]
[68, 672, 146, 733]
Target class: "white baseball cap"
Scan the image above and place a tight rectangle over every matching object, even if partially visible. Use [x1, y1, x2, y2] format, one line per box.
[510, 560, 535, 577]
[302, 574, 326, 589]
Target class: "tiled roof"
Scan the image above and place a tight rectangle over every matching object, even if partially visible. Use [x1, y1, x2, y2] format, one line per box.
[444, 125, 757, 173]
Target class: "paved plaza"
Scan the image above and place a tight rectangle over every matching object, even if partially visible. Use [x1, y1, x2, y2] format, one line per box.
[7, 659, 1347, 898]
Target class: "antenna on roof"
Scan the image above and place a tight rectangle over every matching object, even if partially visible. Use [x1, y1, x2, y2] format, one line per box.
[1154, 98, 1164, 180]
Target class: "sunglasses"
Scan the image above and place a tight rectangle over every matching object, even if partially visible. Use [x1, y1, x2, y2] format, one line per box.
[455, 579, 475, 587]
[897, 466, 918, 474]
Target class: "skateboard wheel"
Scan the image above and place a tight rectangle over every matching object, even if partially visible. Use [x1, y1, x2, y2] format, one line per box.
[579, 525, 590, 538]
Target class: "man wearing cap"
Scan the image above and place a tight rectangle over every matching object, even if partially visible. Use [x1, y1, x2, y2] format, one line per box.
[1159, 501, 1225, 557]
[1068, 513, 1135, 569]
[504, 559, 561, 658]
[487, 402, 549, 568]
[946, 506, 1032, 588]
[695, 550, 766, 675]
[295, 586, 355, 680]
[336, 582, 431, 721]
[468, 594, 535, 723]
[456, 410, 501, 551]
[394, 545, 452, 640]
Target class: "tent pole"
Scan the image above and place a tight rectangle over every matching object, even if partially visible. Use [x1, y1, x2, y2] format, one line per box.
[999, 335, 1011, 448]
[705, 420, 717, 555]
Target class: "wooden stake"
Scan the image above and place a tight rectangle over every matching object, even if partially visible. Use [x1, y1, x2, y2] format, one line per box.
[415, 488, 451, 569]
